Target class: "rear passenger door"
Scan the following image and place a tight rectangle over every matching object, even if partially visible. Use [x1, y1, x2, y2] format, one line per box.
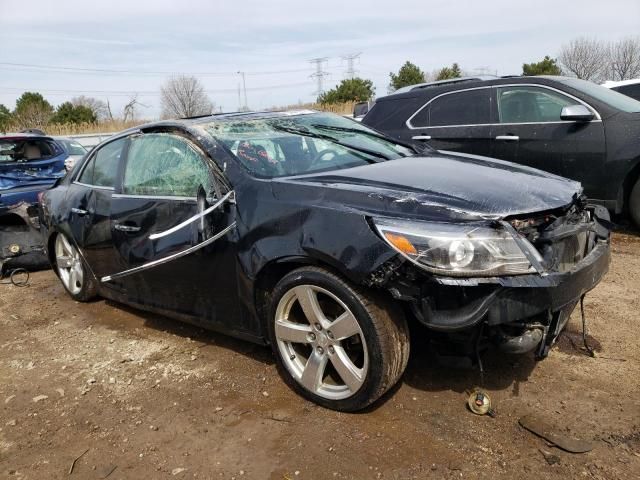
[406, 87, 493, 157]
[490, 85, 606, 190]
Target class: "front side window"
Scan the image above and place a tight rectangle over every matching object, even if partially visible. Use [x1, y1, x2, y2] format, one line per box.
[497, 86, 577, 123]
[77, 137, 125, 187]
[123, 133, 213, 197]
[411, 89, 491, 127]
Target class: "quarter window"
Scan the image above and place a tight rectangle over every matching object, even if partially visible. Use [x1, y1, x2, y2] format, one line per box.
[411, 89, 491, 127]
[77, 138, 125, 188]
[123, 133, 213, 197]
[497, 86, 577, 123]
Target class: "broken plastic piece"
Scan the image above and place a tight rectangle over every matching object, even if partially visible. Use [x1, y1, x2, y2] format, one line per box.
[519, 414, 594, 453]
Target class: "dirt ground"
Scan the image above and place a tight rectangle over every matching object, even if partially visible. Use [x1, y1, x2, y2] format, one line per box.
[1, 232, 639, 480]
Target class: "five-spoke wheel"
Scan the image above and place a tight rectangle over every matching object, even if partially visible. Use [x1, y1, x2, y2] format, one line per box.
[54, 233, 97, 301]
[269, 266, 409, 411]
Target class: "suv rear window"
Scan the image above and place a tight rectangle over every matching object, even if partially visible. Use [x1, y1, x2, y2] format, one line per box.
[411, 89, 491, 127]
[0, 138, 62, 163]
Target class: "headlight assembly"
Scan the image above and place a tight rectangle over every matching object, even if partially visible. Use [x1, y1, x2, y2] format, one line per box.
[373, 218, 542, 277]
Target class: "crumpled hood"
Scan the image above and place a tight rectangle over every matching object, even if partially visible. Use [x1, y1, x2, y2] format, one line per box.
[274, 152, 582, 220]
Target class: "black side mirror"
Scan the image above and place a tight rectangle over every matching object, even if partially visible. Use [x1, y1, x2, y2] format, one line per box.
[560, 105, 595, 122]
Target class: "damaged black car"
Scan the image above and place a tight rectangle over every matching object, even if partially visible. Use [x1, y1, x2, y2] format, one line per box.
[39, 111, 611, 411]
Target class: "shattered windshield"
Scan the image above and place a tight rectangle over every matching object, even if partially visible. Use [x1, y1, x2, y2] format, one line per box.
[202, 112, 413, 178]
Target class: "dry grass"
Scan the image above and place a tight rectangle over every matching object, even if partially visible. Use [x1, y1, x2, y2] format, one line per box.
[5, 102, 356, 136]
[43, 120, 147, 136]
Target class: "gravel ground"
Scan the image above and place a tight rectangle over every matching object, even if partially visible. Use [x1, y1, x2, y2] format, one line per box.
[1, 232, 639, 479]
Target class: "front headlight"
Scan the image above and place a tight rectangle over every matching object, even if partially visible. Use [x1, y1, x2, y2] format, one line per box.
[373, 218, 541, 277]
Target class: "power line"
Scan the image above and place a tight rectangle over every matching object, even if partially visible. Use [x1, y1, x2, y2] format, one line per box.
[0, 81, 312, 96]
[0, 61, 314, 77]
[309, 57, 329, 97]
[341, 53, 361, 79]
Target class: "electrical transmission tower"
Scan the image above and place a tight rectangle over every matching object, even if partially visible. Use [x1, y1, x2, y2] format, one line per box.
[309, 57, 329, 96]
[341, 53, 361, 79]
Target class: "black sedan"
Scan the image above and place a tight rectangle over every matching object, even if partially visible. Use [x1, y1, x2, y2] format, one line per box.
[39, 111, 611, 411]
[361, 76, 640, 226]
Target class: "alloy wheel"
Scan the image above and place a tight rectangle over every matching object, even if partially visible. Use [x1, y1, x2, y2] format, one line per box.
[274, 285, 369, 400]
[55, 234, 84, 295]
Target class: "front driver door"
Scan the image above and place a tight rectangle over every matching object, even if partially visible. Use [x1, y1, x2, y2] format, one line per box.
[490, 85, 606, 194]
[105, 132, 242, 331]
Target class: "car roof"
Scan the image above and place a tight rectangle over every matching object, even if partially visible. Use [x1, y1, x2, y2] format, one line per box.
[0, 133, 55, 141]
[377, 75, 575, 102]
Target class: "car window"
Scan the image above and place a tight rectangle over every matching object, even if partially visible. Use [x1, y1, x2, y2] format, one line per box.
[123, 133, 213, 197]
[497, 86, 577, 123]
[60, 139, 87, 156]
[613, 84, 640, 102]
[411, 89, 491, 127]
[77, 138, 125, 188]
[0, 139, 62, 163]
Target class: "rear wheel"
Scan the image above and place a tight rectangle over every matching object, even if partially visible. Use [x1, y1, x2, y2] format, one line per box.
[268, 266, 409, 411]
[54, 233, 97, 302]
[630, 178, 640, 228]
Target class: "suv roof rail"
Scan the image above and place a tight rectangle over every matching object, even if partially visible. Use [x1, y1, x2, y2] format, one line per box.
[391, 75, 500, 95]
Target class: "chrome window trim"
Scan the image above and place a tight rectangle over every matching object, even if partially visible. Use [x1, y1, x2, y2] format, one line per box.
[72, 181, 114, 191]
[101, 222, 236, 283]
[112, 193, 198, 201]
[405, 83, 602, 130]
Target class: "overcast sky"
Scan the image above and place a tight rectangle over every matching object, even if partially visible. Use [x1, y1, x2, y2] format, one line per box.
[1, 0, 639, 118]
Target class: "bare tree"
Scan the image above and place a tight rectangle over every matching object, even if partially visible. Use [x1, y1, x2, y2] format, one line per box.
[609, 37, 640, 81]
[71, 95, 109, 121]
[160, 76, 214, 119]
[559, 37, 609, 82]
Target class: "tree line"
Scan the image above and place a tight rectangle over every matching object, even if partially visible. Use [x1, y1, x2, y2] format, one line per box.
[1, 35, 638, 132]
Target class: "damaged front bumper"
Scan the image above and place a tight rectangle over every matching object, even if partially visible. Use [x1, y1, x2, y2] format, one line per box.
[387, 206, 611, 359]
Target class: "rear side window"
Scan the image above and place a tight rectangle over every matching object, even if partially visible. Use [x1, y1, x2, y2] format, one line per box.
[411, 89, 491, 127]
[77, 138, 125, 188]
[123, 133, 213, 197]
[497, 86, 576, 123]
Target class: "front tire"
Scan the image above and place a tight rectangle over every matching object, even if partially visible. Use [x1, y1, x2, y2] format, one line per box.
[54, 233, 97, 302]
[630, 178, 640, 228]
[267, 266, 409, 412]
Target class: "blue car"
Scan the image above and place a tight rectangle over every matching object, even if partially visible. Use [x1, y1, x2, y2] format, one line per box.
[0, 133, 67, 271]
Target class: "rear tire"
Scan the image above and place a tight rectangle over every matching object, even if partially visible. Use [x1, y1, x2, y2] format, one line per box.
[630, 178, 640, 228]
[267, 266, 409, 412]
[53, 233, 97, 302]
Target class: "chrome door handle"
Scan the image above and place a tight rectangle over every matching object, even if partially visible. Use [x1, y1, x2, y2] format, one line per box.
[71, 207, 89, 216]
[114, 224, 141, 232]
[411, 135, 432, 141]
[495, 135, 519, 141]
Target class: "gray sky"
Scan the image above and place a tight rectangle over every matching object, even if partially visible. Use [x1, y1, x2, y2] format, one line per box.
[1, 0, 639, 118]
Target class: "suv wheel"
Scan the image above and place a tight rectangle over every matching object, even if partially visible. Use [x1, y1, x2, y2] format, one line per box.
[54, 233, 97, 302]
[268, 266, 409, 411]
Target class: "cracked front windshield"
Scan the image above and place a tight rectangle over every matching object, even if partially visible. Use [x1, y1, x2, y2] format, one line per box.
[203, 112, 413, 178]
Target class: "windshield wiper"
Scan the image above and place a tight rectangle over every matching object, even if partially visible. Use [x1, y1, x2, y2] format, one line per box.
[272, 124, 390, 161]
[311, 124, 425, 154]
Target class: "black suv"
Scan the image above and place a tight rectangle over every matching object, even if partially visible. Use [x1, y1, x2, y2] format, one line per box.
[361, 76, 640, 226]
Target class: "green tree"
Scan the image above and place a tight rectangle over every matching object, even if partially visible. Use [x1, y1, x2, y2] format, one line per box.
[522, 56, 562, 76]
[0, 104, 12, 132]
[12, 92, 54, 129]
[51, 102, 97, 124]
[435, 63, 462, 80]
[389, 61, 425, 91]
[318, 78, 375, 103]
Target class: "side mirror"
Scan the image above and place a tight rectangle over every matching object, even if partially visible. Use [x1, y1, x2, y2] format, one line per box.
[560, 105, 594, 122]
